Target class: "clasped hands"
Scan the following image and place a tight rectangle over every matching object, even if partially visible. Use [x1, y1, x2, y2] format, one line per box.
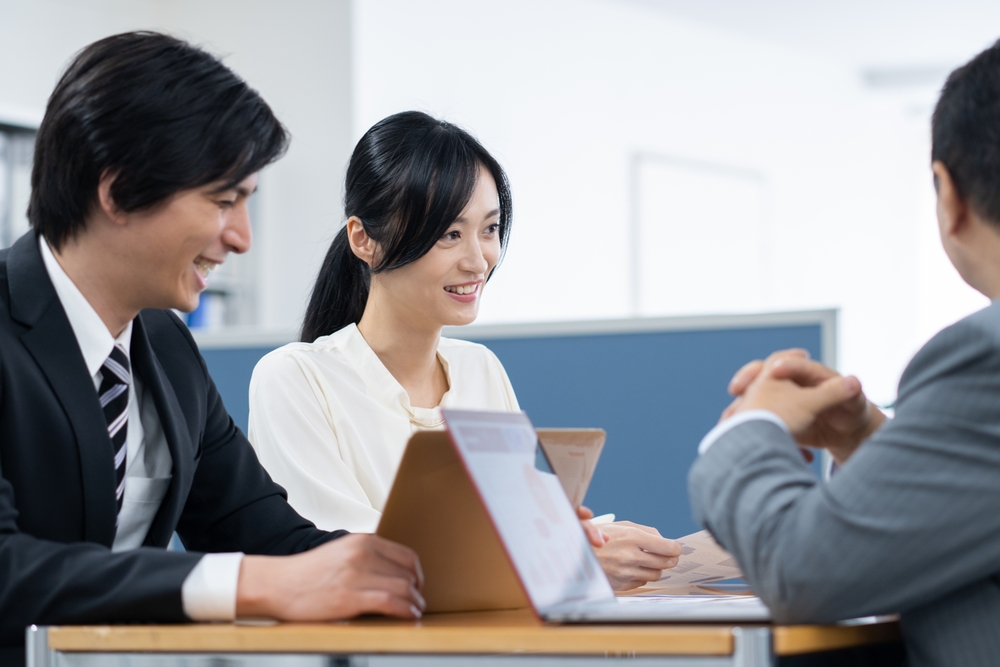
[722, 348, 886, 466]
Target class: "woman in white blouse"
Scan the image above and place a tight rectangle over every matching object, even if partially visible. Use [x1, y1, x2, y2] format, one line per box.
[248, 111, 681, 590]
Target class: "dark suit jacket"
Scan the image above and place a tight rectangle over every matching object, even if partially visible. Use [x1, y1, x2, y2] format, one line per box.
[689, 300, 1000, 667]
[0, 232, 343, 650]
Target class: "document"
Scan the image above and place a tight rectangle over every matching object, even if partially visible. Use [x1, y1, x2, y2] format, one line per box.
[619, 530, 748, 597]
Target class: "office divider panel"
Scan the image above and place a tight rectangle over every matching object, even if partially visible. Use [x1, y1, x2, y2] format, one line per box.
[198, 310, 834, 538]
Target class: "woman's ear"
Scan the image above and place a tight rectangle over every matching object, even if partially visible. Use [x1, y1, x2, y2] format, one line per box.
[96, 170, 128, 227]
[346, 216, 376, 267]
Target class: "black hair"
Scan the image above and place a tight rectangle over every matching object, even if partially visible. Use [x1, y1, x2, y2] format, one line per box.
[932, 39, 1000, 224]
[300, 111, 512, 342]
[29, 31, 289, 249]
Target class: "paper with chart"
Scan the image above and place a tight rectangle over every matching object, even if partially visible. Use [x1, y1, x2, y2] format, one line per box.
[619, 529, 748, 597]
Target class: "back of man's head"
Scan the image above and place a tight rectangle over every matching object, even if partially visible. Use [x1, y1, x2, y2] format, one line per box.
[932, 39, 1000, 226]
[29, 31, 289, 250]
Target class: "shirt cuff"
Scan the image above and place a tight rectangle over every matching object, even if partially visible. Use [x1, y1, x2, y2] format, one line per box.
[698, 410, 789, 455]
[181, 553, 244, 621]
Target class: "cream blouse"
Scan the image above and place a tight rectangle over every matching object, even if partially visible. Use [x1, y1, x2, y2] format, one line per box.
[247, 323, 520, 533]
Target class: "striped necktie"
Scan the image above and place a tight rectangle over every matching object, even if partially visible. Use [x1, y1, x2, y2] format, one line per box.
[99, 345, 130, 520]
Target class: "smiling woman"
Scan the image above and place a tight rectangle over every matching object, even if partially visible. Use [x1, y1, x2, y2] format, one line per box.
[247, 112, 681, 591]
[247, 111, 516, 529]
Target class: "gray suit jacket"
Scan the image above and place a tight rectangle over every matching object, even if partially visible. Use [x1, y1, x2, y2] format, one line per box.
[689, 300, 1000, 667]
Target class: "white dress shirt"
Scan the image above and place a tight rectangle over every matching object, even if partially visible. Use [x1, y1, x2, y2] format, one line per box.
[39, 237, 242, 621]
[697, 409, 790, 454]
[248, 323, 520, 533]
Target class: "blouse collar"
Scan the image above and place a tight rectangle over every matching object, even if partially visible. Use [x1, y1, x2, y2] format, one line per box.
[335, 323, 452, 427]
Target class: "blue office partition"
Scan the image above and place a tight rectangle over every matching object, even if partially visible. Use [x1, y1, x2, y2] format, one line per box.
[197, 310, 835, 539]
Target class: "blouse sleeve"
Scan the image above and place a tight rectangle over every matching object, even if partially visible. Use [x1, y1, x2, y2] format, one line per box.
[247, 348, 382, 533]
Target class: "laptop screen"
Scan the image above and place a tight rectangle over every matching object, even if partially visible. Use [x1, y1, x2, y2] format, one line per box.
[442, 408, 615, 612]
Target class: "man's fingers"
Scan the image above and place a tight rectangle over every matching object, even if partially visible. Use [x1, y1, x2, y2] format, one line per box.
[359, 535, 424, 587]
[730, 349, 812, 396]
[763, 348, 810, 363]
[352, 587, 424, 619]
[768, 357, 838, 387]
[360, 573, 426, 610]
[728, 360, 764, 396]
[361, 549, 425, 585]
[804, 375, 862, 414]
[720, 397, 741, 422]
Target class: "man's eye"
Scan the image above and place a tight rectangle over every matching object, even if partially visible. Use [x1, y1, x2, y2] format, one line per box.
[219, 199, 236, 208]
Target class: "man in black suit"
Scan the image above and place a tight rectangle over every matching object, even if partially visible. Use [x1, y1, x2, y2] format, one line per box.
[0, 31, 424, 662]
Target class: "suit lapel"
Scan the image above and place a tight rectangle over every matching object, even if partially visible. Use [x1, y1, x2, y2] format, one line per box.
[7, 233, 117, 546]
[131, 315, 194, 547]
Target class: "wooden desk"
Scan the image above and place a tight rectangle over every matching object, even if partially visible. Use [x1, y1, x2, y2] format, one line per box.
[28, 609, 901, 667]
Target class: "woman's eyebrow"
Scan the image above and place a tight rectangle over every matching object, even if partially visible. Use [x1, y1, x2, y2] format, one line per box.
[455, 208, 501, 223]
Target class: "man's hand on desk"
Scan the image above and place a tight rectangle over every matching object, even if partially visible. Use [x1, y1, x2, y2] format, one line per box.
[236, 534, 425, 621]
[724, 349, 886, 466]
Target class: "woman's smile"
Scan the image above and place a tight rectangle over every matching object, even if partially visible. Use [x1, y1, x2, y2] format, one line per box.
[444, 281, 481, 302]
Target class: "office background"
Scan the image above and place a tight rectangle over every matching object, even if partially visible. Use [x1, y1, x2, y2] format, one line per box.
[2, 0, 997, 406]
[0, 1, 996, 529]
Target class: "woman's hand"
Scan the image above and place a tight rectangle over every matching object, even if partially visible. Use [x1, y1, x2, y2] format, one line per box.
[576, 505, 609, 547]
[592, 521, 683, 591]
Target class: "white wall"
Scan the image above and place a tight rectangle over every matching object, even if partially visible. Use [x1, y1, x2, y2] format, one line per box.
[1, 0, 992, 403]
[352, 0, 991, 404]
[0, 0, 354, 333]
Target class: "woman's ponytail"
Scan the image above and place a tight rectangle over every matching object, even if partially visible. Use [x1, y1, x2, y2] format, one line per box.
[300, 226, 370, 342]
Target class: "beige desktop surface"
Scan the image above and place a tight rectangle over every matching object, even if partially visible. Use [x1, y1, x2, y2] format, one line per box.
[46, 608, 901, 657]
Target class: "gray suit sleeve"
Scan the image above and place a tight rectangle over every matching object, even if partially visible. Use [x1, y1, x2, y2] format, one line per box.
[689, 309, 1000, 624]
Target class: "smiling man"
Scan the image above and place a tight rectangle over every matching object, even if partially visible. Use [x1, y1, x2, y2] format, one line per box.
[0, 31, 424, 664]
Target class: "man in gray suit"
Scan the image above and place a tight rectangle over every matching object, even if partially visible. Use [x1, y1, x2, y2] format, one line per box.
[689, 41, 1000, 667]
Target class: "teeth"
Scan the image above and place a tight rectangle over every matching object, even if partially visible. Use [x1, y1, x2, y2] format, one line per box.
[446, 284, 478, 296]
[194, 259, 218, 278]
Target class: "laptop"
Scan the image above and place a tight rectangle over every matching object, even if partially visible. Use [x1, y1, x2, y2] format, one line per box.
[376, 409, 769, 622]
